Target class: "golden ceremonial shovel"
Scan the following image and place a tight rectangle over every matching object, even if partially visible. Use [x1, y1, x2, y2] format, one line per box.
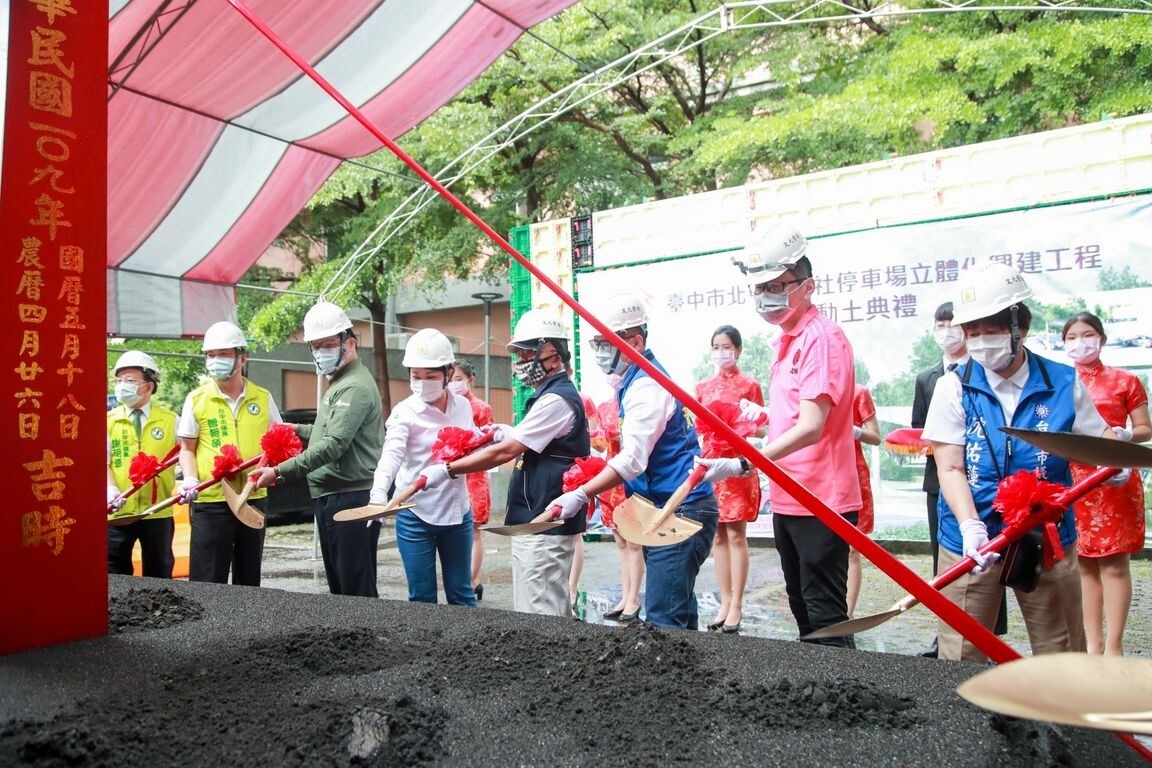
[482, 508, 564, 536]
[220, 477, 266, 530]
[616, 494, 703, 547]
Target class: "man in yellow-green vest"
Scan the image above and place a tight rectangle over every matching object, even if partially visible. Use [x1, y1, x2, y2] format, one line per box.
[107, 350, 178, 577]
[177, 321, 283, 586]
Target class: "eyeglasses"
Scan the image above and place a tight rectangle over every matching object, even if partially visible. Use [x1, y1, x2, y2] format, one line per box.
[309, 339, 343, 351]
[752, 278, 806, 295]
[114, 377, 143, 386]
[587, 333, 635, 354]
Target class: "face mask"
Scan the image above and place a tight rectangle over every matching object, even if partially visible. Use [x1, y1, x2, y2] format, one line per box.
[206, 357, 236, 381]
[606, 373, 623, 390]
[312, 345, 343, 376]
[115, 382, 144, 408]
[410, 378, 444, 403]
[514, 355, 557, 388]
[1065, 337, 1101, 365]
[447, 380, 469, 396]
[593, 346, 631, 376]
[967, 333, 1015, 372]
[755, 281, 806, 325]
[933, 326, 966, 355]
[711, 350, 737, 370]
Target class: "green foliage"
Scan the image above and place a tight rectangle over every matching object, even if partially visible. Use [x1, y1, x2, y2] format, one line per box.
[1097, 265, 1152, 291]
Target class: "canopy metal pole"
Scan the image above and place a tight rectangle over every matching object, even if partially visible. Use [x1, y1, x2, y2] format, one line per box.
[471, 292, 502, 404]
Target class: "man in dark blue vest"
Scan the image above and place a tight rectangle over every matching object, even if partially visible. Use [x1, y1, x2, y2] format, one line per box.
[420, 309, 589, 617]
[546, 293, 719, 630]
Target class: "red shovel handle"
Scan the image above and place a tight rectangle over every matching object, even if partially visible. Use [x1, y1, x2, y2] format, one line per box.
[106, 445, 182, 514]
[643, 463, 708, 534]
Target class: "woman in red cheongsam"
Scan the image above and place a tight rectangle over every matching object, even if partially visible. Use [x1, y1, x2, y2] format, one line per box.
[593, 396, 643, 621]
[1062, 312, 1151, 655]
[449, 361, 494, 602]
[696, 325, 763, 633]
[848, 385, 881, 618]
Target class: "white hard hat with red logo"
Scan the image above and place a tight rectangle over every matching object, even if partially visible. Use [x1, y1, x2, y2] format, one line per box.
[202, 321, 247, 351]
[730, 222, 808, 286]
[403, 329, 455, 367]
[302, 301, 353, 342]
[950, 262, 1033, 325]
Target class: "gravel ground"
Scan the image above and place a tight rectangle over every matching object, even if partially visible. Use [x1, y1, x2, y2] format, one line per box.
[0, 577, 1147, 767]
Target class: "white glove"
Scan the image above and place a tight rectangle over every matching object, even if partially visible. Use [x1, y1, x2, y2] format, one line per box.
[694, 456, 744, 482]
[368, 488, 389, 506]
[738, 398, 768, 422]
[959, 518, 1000, 574]
[1112, 426, 1134, 442]
[107, 485, 126, 511]
[489, 423, 512, 444]
[419, 463, 453, 490]
[547, 487, 589, 520]
[1103, 468, 1132, 487]
[178, 478, 200, 503]
[852, 425, 863, 441]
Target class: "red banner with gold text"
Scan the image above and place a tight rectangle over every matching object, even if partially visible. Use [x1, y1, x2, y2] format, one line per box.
[1, 0, 109, 653]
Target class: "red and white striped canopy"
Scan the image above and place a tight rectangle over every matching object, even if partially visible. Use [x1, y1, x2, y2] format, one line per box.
[106, 0, 575, 337]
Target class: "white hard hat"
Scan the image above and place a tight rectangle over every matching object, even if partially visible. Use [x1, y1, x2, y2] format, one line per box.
[302, 301, 353, 342]
[599, 293, 648, 334]
[731, 222, 808, 285]
[950, 263, 1034, 325]
[113, 350, 160, 381]
[403, 329, 455, 367]
[507, 309, 567, 351]
[202, 321, 247, 352]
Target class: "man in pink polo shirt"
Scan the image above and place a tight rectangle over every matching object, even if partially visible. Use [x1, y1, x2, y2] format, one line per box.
[698, 222, 861, 648]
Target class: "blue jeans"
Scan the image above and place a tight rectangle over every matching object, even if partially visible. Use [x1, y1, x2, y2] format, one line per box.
[642, 497, 718, 629]
[395, 509, 475, 606]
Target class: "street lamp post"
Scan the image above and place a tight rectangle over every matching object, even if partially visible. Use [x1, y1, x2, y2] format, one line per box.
[471, 292, 503, 404]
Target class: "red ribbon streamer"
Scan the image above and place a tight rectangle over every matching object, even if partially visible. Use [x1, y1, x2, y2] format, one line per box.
[563, 457, 608, 492]
[992, 470, 1068, 567]
[695, 401, 765, 458]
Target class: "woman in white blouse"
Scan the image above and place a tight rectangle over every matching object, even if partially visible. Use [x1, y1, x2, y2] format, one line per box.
[371, 329, 476, 605]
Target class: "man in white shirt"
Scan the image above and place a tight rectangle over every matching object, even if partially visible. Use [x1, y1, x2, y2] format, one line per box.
[922, 263, 1124, 662]
[418, 310, 590, 617]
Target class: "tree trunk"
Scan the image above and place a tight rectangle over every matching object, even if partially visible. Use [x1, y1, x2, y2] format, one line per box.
[368, 298, 392, 414]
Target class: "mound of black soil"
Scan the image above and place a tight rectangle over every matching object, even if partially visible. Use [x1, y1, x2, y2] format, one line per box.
[108, 588, 202, 634]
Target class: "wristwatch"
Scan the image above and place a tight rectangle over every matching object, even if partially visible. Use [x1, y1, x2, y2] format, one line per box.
[445, 462, 457, 480]
[273, 466, 285, 485]
[737, 456, 752, 474]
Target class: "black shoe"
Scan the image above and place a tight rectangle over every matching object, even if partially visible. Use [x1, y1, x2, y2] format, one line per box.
[474, 584, 483, 602]
[919, 638, 938, 658]
[617, 609, 641, 623]
[721, 622, 741, 635]
[602, 608, 625, 620]
[706, 620, 725, 632]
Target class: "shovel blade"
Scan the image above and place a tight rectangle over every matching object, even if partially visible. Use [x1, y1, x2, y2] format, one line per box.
[957, 653, 1152, 733]
[220, 478, 266, 530]
[615, 495, 703, 547]
[1000, 427, 1152, 468]
[332, 502, 415, 522]
[800, 607, 905, 640]
[107, 512, 152, 527]
[481, 521, 563, 536]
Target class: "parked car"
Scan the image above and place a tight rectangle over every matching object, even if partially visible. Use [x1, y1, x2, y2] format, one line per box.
[265, 408, 316, 524]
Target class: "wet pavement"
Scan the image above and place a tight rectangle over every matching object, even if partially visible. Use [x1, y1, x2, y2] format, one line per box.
[260, 516, 1152, 658]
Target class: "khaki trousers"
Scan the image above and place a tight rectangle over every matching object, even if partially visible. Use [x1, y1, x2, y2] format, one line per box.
[938, 547, 1085, 663]
[511, 534, 577, 617]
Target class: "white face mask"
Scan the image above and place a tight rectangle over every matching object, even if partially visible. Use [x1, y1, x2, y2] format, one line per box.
[1065, 337, 1101, 365]
[933, 326, 966, 355]
[115, 381, 144, 408]
[311, 345, 343, 376]
[967, 333, 1015, 372]
[410, 377, 444, 403]
[447, 380, 469, 396]
[593, 346, 629, 376]
[755, 280, 806, 325]
[206, 357, 236, 381]
[711, 349, 737, 370]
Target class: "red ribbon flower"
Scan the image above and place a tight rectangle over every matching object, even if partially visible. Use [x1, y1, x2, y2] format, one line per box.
[563, 456, 607, 492]
[431, 426, 493, 463]
[992, 469, 1068, 567]
[262, 423, 303, 465]
[212, 444, 245, 480]
[128, 451, 163, 503]
[696, 401, 765, 458]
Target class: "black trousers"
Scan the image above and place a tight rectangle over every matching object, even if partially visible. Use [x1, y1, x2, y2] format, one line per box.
[315, 490, 381, 597]
[775, 511, 858, 649]
[108, 517, 175, 578]
[189, 498, 267, 586]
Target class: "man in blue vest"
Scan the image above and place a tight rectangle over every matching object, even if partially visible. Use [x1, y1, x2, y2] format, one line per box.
[419, 309, 590, 617]
[923, 262, 1126, 662]
[546, 293, 719, 630]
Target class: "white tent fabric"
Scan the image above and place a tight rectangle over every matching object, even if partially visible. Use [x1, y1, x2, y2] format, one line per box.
[102, 0, 575, 337]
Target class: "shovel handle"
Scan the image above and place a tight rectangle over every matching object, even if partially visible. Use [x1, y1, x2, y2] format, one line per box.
[106, 445, 182, 514]
[644, 464, 707, 535]
[137, 454, 264, 519]
[533, 507, 561, 524]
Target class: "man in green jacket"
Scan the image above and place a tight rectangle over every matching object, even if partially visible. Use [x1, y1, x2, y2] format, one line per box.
[249, 302, 384, 597]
